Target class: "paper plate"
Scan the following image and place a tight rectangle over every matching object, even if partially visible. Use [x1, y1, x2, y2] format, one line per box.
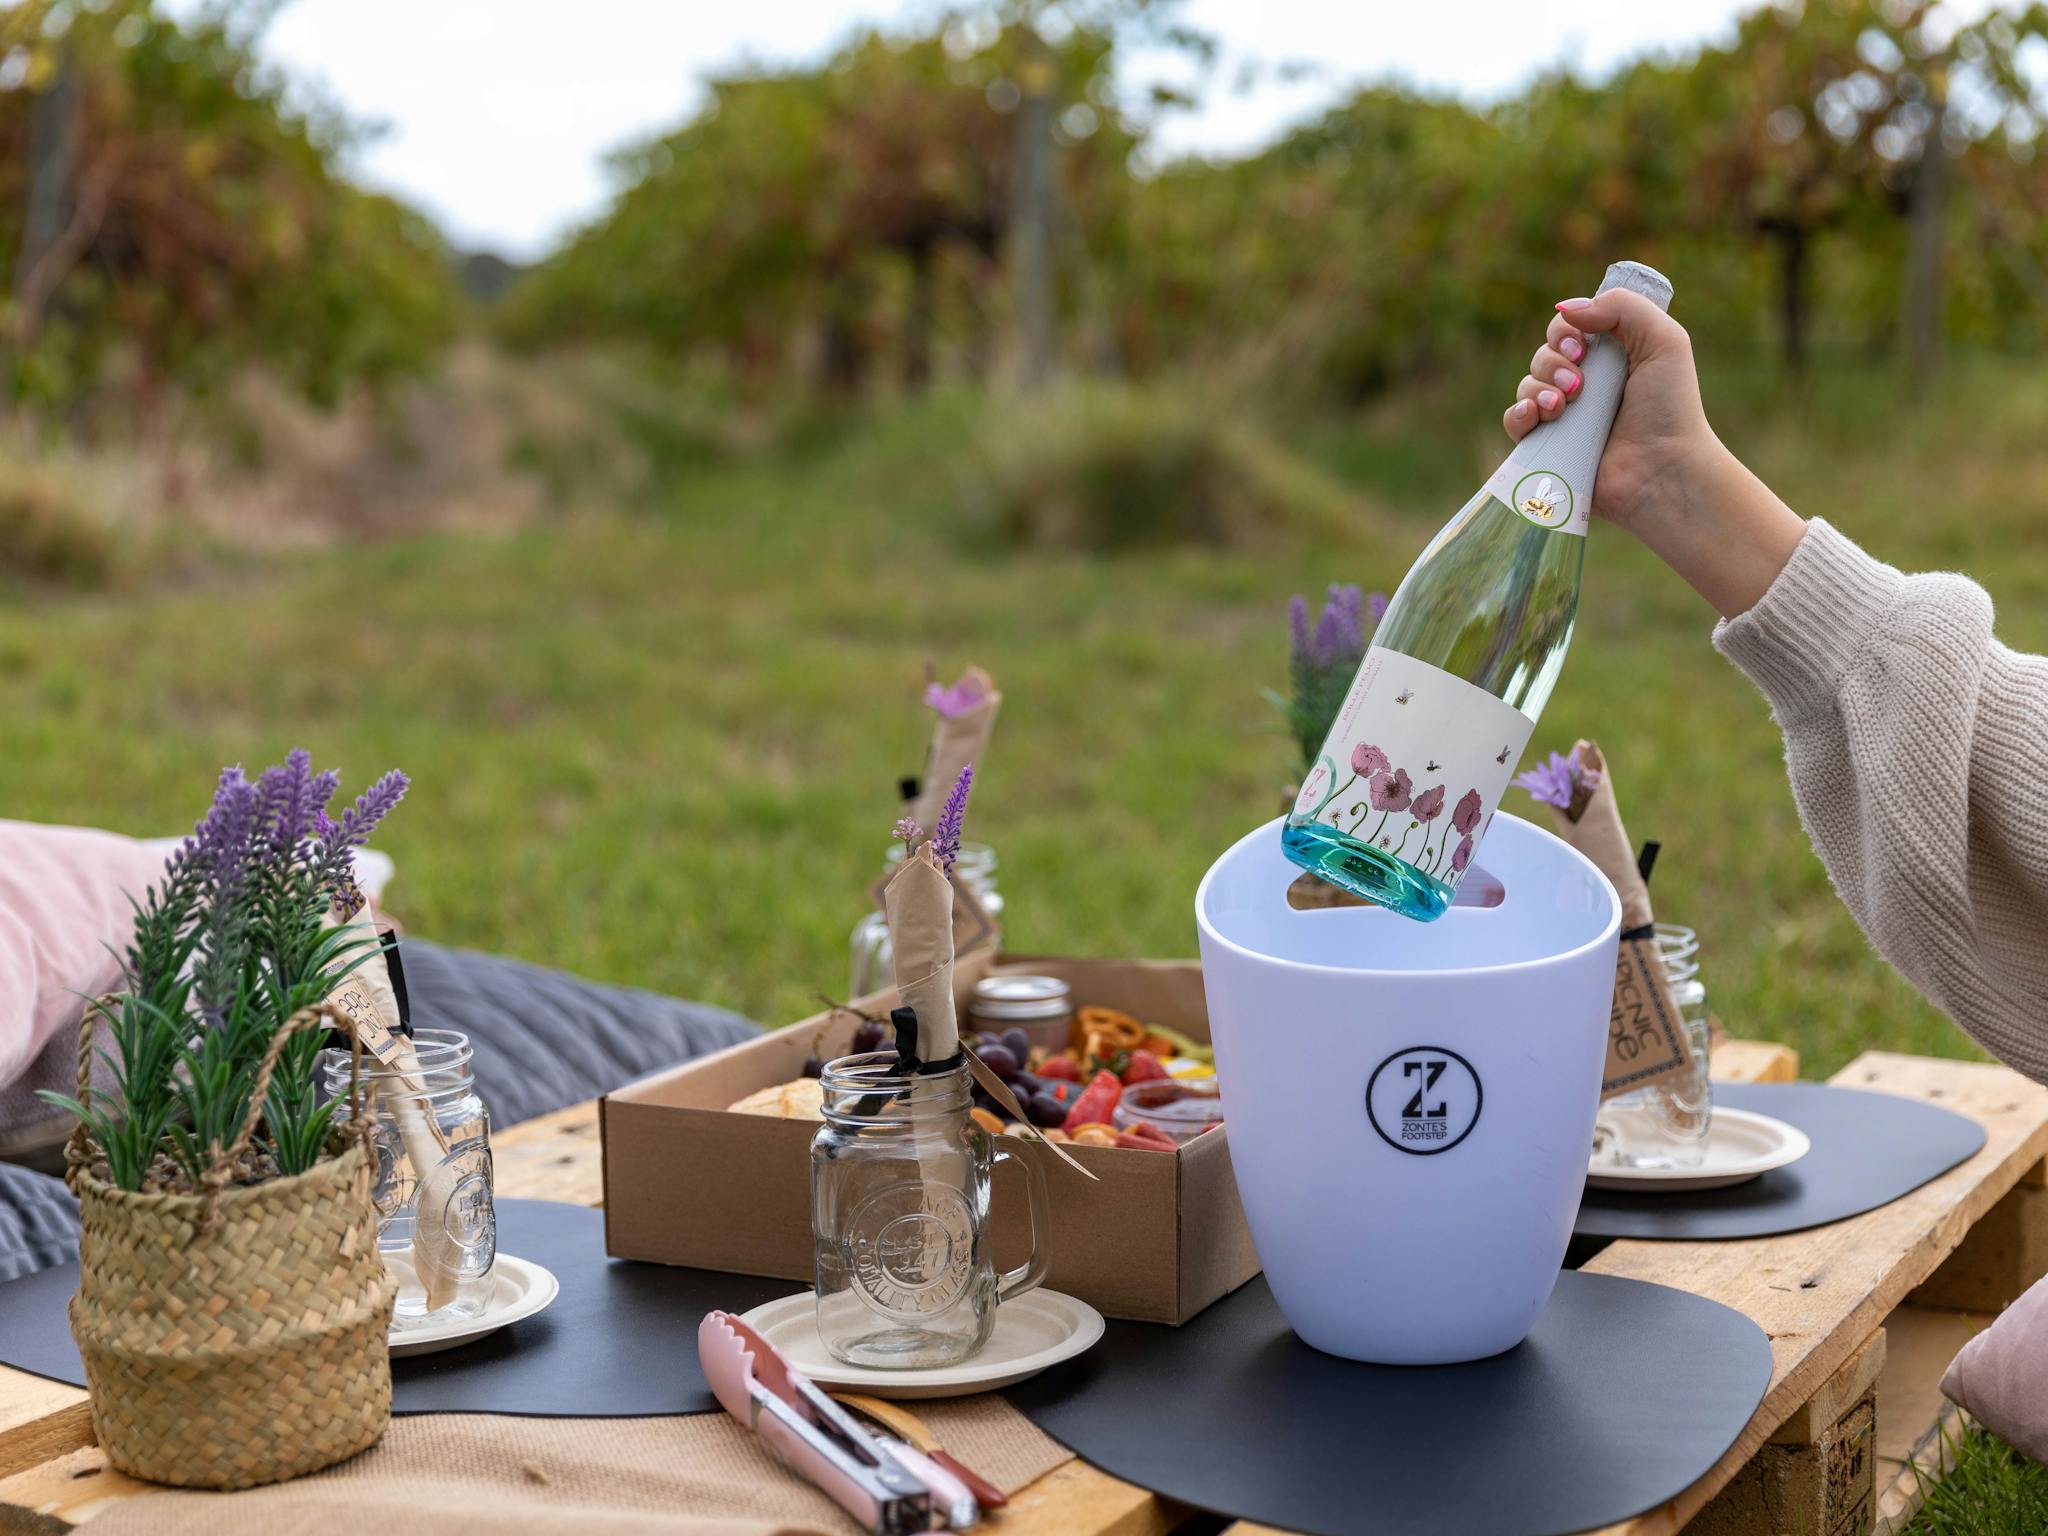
[737, 1290, 1105, 1399]
[386, 1253, 560, 1358]
[1586, 1107, 1812, 1192]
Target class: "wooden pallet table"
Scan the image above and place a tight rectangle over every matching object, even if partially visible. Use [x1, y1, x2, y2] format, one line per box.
[4, 1043, 2043, 1536]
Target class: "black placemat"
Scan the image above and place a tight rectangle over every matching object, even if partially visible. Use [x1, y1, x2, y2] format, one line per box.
[1006, 1270, 1770, 1536]
[1573, 1082, 1986, 1242]
[0, 1199, 802, 1416]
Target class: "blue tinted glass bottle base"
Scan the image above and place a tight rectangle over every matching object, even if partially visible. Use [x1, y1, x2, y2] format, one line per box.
[1282, 820, 1453, 923]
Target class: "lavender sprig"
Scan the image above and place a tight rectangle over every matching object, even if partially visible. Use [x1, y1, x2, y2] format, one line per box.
[892, 815, 922, 860]
[1277, 581, 1387, 783]
[316, 769, 410, 911]
[930, 764, 974, 875]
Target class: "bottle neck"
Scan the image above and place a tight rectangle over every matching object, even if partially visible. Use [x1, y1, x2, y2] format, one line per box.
[1482, 263, 1674, 537]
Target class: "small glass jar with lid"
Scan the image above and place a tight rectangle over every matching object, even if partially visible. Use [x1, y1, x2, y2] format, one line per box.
[967, 973, 1074, 1055]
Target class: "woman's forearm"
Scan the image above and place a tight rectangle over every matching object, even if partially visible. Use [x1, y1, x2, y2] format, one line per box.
[1626, 439, 1809, 620]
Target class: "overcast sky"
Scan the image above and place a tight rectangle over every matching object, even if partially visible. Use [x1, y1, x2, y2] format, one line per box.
[232, 1, 1770, 260]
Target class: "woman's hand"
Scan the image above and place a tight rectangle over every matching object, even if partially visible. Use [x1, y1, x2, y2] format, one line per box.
[1500, 288, 1808, 617]
[1501, 289, 1714, 533]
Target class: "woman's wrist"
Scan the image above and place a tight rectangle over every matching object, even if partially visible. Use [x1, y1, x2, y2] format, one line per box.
[1625, 438, 1807, 620]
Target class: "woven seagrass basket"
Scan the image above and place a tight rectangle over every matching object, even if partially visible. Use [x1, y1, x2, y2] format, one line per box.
[66, 1006, 396, 1489]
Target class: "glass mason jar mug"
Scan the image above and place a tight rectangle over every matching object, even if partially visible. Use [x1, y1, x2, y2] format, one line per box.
[322, 1028, 496, 1325]
[1592, 924, 1714, 1170]
[811, 1052, 1048, 1368]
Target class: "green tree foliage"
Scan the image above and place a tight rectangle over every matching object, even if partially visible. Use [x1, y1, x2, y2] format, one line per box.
[0, 0, 459, 410]
[500, 19, 1135, 393]
[511, 1, 2046, 404]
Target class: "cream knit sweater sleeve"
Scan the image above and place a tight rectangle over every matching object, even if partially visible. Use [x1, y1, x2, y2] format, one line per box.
[1712, 518, 2048, 1085]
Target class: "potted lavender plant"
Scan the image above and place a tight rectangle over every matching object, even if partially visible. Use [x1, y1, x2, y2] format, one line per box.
[41, 751, 408, 1489]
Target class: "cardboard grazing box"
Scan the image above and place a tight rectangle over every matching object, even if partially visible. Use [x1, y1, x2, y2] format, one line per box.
[601, 953, 1261, 1325]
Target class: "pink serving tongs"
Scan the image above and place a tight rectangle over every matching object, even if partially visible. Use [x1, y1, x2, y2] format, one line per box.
[700, 1310, 958, 1532]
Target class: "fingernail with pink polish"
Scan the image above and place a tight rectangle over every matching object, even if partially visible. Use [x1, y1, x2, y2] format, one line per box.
[1554, 368, 1578, 394]
[1555, 298, 1592, 312]
[1538, 389, 1560, 410]
[1513, 399, 1533, 418]
[1560, 337, 1583, 361]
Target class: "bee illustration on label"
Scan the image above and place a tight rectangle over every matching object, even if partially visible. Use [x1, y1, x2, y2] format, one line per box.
[1425, 760, 1441, 772]
[1495, 745, 1511, 764]
[1396, 689, 1413, 705]
[1510, 470, 1573, 529]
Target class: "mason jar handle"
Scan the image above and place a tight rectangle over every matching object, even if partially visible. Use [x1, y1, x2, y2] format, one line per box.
[991, 1144, 1051, 1304]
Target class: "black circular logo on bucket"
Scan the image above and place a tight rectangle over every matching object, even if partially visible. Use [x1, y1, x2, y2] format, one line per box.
[1365, 1046, 1483, 1156]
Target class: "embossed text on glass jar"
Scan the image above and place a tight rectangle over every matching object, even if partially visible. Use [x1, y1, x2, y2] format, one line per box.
[811, 1052, 1047, 1368]
[322, 1028, 495, 1326]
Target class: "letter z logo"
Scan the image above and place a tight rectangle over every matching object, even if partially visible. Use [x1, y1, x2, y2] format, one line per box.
[1367, 1047, 1482, 1156]
[1402, 1059, 1449, 1120]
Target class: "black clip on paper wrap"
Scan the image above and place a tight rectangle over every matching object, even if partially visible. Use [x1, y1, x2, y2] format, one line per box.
[1618, 841, 1662, 943]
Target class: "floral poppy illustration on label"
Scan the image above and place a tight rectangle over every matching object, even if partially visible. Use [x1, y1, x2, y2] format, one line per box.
[1511, 470, 1573, 529]
[1296, 646, 1535, 893]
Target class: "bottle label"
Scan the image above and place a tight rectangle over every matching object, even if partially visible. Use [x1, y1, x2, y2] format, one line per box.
[1292, 646, 1536, 892]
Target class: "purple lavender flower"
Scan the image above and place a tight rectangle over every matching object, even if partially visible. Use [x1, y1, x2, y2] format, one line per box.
[1287, 595, 1311, 669]
[925, 673, 987, 720]
[1452, 788, 1483, 836]
[254, 749, 340, 856]
[186, 766, 260, 893]
[1351, 743, 1390, 778]
[1367, 591, 1389, 626]
[930, 764, 974, 875]
[329, 770, 410, 850]
[1309, 584, 1365, 669]
[1369, 767, 1412, 813]
[316, 768, 409, 908]
[1412, 784, 1447, 823]
[892, 815, 922, 856]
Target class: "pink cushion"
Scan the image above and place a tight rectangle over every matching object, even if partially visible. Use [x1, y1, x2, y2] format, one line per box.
[1941, 1272, 2048, 1459]
[0, 821, 170, 1090]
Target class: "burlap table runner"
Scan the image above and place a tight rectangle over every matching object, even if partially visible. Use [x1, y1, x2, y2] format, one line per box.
[82, 1397, 1071, 1535]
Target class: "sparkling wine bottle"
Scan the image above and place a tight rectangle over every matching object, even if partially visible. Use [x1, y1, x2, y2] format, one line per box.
[1283, 260, 1674, 921]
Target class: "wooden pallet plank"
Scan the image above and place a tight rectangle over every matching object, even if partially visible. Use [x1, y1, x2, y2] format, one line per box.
[991, 1460, 1185, 1536]
[1710, 1040, 1800, 1086]
[491, 1100, 606, 1206]
[1584, 1052, 2048, 1536]
[1685, 1329, 1882, 1536]
[1869, 1303, 1991, 1536]
[1907, 1160, 2048, 1313]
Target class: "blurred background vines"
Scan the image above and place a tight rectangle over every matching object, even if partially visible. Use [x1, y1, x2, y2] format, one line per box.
[4, 0, 2048, 1099]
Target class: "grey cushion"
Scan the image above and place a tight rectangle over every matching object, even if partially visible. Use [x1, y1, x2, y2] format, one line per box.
[390, 939, 758, 1128]
[0, 1161, 76, 1284]
[0, 939, 758, 1281]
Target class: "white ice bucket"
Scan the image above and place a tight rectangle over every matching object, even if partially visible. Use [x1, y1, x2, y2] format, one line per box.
[1195, 813, 1620, 1364]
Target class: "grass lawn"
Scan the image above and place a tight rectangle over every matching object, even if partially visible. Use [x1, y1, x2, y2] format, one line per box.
[4, 351, 2046, 1084]
[1906, 1425, 2048, 1535]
